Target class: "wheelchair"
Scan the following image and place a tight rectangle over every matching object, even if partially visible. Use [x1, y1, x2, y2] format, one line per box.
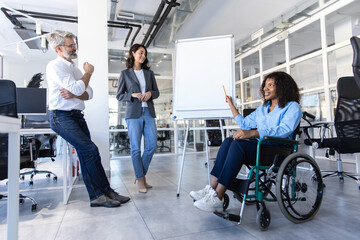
[215, 114, 324, 231]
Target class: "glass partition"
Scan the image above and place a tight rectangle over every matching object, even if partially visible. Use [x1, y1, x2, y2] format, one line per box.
[325, 1, 360, 47]
[243, 77, 260, 103]
[327, 45, 352, 85]
[290, 55, 323, 90]
[300, 91, 326, 121]
[242, 52, 260, 78]
[262, 40, 286, 71]
[289, 20, 321, 60]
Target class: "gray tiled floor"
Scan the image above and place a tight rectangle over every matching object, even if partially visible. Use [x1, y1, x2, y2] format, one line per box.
[1, 150, 360, 240]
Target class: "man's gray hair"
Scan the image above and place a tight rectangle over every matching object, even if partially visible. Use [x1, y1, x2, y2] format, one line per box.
[49, 30, 76, 51]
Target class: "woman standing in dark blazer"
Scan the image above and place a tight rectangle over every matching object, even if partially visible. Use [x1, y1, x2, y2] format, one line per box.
[116, 44, 159, 193]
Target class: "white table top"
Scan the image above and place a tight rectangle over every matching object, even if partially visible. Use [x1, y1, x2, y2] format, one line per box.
[0, 115, 20, 133]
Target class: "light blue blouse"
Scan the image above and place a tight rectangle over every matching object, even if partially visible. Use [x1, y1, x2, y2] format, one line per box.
[234, 101, 302, 139]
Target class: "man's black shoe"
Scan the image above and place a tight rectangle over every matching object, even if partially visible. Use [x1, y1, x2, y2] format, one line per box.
[90, 195, 121, 208]
[106, 188, 131, 204]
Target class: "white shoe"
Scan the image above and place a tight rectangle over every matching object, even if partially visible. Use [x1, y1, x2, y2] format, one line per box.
[189, 185, 212, 201]
[193, 188, 223, 212]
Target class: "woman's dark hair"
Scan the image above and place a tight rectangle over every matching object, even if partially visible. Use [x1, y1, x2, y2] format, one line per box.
[126, 43, 150, 70]
[260, 71, 300, 108]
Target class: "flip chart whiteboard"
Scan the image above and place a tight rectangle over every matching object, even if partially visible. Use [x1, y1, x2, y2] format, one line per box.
[172, 35, 235, 120]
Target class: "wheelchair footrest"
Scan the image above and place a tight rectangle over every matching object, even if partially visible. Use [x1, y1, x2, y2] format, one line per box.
[228, 178, 250, 195]
[213, 212, 241, 222]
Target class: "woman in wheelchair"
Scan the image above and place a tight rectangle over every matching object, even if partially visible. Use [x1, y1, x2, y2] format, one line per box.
[190, 71, 302, 212]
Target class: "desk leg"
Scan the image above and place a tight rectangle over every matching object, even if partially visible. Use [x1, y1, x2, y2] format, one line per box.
[62, 139, 68, 204]
[7, 132, 20, 240]
[356, 153, 360, 181]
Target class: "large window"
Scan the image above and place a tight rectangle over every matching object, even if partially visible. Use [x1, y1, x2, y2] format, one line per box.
[325, 1, 360, 47]
[289, 20, 321, 60]
[242, 52, 259, 78]
[327, 45, 353, 85]
[237, 0, 360, 123]
[262, 40, 286, 71]
[290, 55, 324, 90]
[301, 92, 326, 121]
[243, 77, 260, 103]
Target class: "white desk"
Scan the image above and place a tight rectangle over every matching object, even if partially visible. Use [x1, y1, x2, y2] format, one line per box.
[0, 115, 21, 240]
[19, 128, 78, 204]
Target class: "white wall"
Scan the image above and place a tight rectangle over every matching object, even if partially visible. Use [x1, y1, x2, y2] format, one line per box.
[2, 57, 54, 88]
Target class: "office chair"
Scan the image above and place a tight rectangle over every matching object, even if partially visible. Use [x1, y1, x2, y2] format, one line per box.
[115, 125, 130, 154]
[206, 119, 226, 147]
[302, 37, 360, 188]
[19, 111, 58, 186]
[19, 134, 58, 186]
[243, 108, 256, 117]
[157, 129, 171, 152]
[0, 79, 37, 211]
[351, 36, 360, 88]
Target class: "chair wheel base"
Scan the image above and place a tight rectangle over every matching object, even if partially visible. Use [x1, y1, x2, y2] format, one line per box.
[31, 204, 37, 211]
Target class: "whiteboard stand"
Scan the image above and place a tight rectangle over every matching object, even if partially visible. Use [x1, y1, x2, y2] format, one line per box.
[204, 121, 211, 184]
[176, 119, 226, 196]
[219, 119, 225, 140]
[176, 120, 190, 197]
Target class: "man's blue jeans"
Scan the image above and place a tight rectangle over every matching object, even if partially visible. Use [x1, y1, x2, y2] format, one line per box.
[50, 110, 111, 201]
[126, 107, 157, 179]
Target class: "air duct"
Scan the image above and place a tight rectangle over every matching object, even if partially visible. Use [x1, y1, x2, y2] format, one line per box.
[141, 0, 180, 48]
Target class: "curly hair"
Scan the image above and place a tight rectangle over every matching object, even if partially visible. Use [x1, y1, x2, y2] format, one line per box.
[260, 71, 300, 108]
[126, 44, 150, 70]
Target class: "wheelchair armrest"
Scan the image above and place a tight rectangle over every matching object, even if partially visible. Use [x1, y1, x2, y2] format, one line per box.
[262, 136, 298, 145]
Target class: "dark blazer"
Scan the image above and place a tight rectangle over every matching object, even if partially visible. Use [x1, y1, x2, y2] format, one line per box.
[116, 68, 159, 119]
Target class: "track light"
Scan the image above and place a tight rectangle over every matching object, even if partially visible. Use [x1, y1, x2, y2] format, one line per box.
[16, 43, 21, 55]
[41, 36, 46, 48]
[35, 21, 42, 35]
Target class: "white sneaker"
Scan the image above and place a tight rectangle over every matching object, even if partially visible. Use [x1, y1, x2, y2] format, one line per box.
[193, 188, 223, 212]
[189, 185, 212, 201]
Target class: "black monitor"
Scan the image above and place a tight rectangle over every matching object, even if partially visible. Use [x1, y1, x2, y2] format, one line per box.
[16, 88, 47, 115]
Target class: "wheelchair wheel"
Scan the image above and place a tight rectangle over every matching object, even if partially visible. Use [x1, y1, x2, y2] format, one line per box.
[256, 204, 271, 231]
[276, 153, 323, 223]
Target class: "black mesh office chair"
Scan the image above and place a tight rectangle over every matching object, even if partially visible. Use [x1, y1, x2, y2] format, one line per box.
[115, 125, 130, 154]
[157, 129, 171, 152]
[302, 37, 360, 189]
[19, 110, 58, 186]
[351, 36, 360, 88]
[206, 119, 226, 147]
[0, 80, 37, 211]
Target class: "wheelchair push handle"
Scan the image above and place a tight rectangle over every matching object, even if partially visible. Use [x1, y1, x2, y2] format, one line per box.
[302, 111, 315, 121]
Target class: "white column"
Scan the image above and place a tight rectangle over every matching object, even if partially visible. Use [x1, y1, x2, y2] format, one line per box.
[77, 0, 110, 172]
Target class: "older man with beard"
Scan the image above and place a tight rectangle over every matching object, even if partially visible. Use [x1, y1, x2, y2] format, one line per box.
[46, 30, 130, 208]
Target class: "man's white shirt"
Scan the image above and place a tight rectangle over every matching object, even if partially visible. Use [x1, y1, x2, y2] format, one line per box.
[46, 56, 93, 111]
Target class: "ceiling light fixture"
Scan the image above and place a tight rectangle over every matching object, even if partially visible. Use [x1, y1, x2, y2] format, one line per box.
[16, 43, 21, 55]
[35, 21, 42, 35]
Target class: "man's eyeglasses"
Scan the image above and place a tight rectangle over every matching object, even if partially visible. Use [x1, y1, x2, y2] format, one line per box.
[62, 44, 77, 49]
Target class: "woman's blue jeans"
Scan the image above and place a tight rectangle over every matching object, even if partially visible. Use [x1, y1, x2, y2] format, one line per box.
[50, 110, 111, 201]
[126, 107, 157, 179]
[210, 137, 258, 187]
